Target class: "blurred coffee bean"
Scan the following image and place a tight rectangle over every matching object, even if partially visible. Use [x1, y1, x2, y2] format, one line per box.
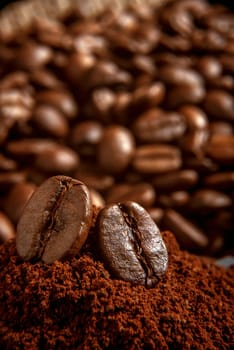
[0, 172, 26, 192]
[203, 90, 234, 121]
[34, 146, 79, 174]
[89, 188, 105, 209]
[195, 56, 222, 80]
[206, 135, 234, 164]
[75, 164, 114, 192]
[106, 183, 156, 208]
[131, 82, 165, 110]
[153, 170, 198, 192]
[30, 69, 64, 89]
[132, 145, 182, 174]
[133, 109, 186, 143]
[71, 121, 103, 157]
[209, 121, 233, 137]
[158, 191, 190, 209]
[33, 105, 69, 138]
[147, 207, 164, 225]
[162, 209, 208, 251]
[16, 42, 53, 71]
[166, 83, 205, 108]
[36, 90, 78, 119]
[188, 189, 232, 211]
[0, 154, 17, 171]
[204, 172, 234, 190]
[0, 211, 15, 243]
[158, 65, 203, 86]
[98, 126, 135, 173]
[4, 182, 36, 224]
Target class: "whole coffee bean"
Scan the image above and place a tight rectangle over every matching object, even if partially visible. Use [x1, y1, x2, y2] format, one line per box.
[195, 56, 222, 80]
[34, 146, 79, 174]
[89, 188, 105, 209]
[16, 42, 53, 71]
[158, 65, 203, 86]
[0, 211, 15, 243]
[0, 172, 26, 192]
[206, 135, 234, 164]
[98, 126, 135, 173]
[97, 201, 168, 287]
[189, 190, 232, 211]
[16, 175, 93, 263]
[158, 191, 190, 209]
[133, 109, 186, 143]
[153, 170, 198, 192]
[4, 182, 36, 224]
[204, 172, 234, 190]
[33, 105, 69, 138]
[203, 90, 234, 121]
[166, 83, 205, 108]
[132, 144, 182, 174]
[162, 209, 208, 251]
[106, 183, 156, 208]
[209, 121, 233, 137]
[6, 138, 58, 158]
[71, 121, 103, 157]
[131, 82, 165, 109]
[36, 90, 78, 119]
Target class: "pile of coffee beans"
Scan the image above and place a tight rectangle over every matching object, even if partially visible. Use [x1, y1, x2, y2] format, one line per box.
[0, 0, 233, 256]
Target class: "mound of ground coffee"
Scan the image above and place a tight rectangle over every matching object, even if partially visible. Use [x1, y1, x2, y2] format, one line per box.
[0, 231, 233, 349]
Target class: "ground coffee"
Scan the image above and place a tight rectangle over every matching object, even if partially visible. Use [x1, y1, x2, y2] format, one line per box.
[0, 231, 233, 349]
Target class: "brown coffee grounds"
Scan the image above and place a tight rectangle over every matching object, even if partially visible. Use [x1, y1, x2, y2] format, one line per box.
[0, 231, 233, 350]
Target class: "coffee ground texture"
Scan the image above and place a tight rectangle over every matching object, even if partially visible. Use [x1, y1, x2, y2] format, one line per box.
[0, 231, 233, 350]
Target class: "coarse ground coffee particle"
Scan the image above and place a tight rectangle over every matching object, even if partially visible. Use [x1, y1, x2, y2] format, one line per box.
[0, 231, 233, 349]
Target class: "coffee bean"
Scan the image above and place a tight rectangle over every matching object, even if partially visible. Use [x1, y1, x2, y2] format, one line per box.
[89, 188, 105, 209]
[153, 170, 198, 192]
[98, 126, 135, 173]
[133, 109, 186, 143]
[158, 65, 203, 86]
[16, 175, 93, 263]
[106, 183, 156, 208]
[36, 90, 78, 119]
[132, 145, 182, 174]
[4, 182, 36, 224]
[34, 146, 79, 174]
[162, 209, 208, 251]
[71, 121, 103, 157]
[33, 105, 69, 138]
[196, 56, 222, 80]
[204, 172, 234, 190]
[203, 90, 234, 121]
[97, 201, 168, 287]
[16, 42, 53, 71]
[189, 190, 232, 211]
[0, 211, 15, 243]
[206, 135, 234, 164]
[166, 83, 205, 108]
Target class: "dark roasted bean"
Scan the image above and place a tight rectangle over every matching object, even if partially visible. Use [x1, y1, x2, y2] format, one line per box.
[203, 90, 234, 121]
[132, 145, 182, 174]
[106, 183, 156, 208]
[16, 176, 93, 263]
[97, 201, 168, 287]
[162, 209, 208, 251]
[153, 170, 198, 192]
[133, 109, 186, 143]
[188, 190, 232, 211]
[98, 126, 135, 173]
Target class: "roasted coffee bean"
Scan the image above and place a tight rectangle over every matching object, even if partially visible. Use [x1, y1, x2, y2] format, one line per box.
[16, 176, 93, 263]
[71, 121, 103, 157]
[204, 172, 234, 190]
[97, 201, 168, 287]
[33, 105, 69, 138]
[158, 191, 190, 209]
[208, 121, 233, 137]
[0, 172, 26, 192]
[162, 209, 208, 251]
[153, 170, 198, 192]
[16, 42, 53, 71]
[4, 182, 36, 224]
[75, 163, 114, 192]
[30, 69, 64, 89]
[89, 188, 105, 209]
[206, 135, 234, 164]
[195, 56, 222, 80]
[98, 126, 135, 173]
[131, 83, 165, 110]
[166, 83, 205, 108]
[158, 65, 203, 86]
[0, 154, 17, 171]
[133, 109, 186, 143]
[147, 207, 164, 225]
[132, 145, 182, 174]
[106, 183, 156, 208]
[0, 211, 15, 243]
[34, 146, 79, 174]
[36, 90, 78, 119]
[6, 138, 58, 159]
[189, 190, 232, 211]
[179, 105, 208, 130]
[203, 90, 234, 121]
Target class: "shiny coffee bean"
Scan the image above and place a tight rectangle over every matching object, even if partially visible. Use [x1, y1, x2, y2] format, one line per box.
[97, 201, 168, 287]
[98, 126, 135, 173]
[4, 182, 36, 224]
[133, 109, 186, 143]
[162, 209, 208, 251]
[34, 146, 79, 174]
[132, 144, 182, 174]
[16, 176, 93, 263]
[153, 170, 198, 192]
[16, 42, 53, 71]
[189, 190, 232, 211]
[33, 105, 69, 138]
[204, 172, 234, 191]
[206, 135, 234, 164]
[106, 183, 156, 208]
[203, 90, 234, 121]
[0, 211, 15, 243]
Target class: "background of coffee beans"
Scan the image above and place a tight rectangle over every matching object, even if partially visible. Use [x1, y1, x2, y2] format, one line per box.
[0, 0, 233, 256]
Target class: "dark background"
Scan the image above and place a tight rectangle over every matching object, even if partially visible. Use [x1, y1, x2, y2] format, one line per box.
[0, 0, 234, 11]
